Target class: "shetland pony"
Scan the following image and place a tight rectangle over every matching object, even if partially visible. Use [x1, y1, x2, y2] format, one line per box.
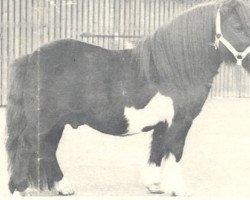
[6, 0, 250, 196]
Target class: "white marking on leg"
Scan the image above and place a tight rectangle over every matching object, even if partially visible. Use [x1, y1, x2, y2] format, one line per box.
[13, 191, 23, 196]
[13, 188, 39, 196]
[124, 92, 174, 134]
[54, 177, 75, 195]
[141, 163, 162, 193]
[161, 153, 188, 196]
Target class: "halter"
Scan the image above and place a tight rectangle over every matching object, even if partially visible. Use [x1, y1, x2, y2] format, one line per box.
[214, 9, 250, 66]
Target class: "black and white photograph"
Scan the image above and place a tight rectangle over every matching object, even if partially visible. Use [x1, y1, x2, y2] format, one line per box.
[0, 0, 250, 197]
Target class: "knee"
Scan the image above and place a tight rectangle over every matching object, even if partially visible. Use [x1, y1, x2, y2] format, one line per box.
[149, 152, 164, 166]
[166, 140, 185, 162]
[171, 149, 183, 162]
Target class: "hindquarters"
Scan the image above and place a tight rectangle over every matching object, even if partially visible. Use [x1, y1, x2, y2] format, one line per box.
[5, 39, 122, 194]
[6, 52, 66, 194]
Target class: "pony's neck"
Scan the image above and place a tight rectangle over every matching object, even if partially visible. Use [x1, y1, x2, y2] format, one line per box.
[135, 2, 222, 90]
[166, 2, 221, 87]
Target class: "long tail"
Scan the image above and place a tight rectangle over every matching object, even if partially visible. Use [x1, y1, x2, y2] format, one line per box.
[6, 55, 29, 193]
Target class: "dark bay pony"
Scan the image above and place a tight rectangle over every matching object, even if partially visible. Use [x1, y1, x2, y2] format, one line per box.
[6, 0, 250, 196]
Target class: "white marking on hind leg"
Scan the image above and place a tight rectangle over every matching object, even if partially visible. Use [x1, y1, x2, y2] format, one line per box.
[54, 177, 75, 195]
[161, 153, 188, 196]
[13, 191, 23, 196]
[13, 188, 39, 196]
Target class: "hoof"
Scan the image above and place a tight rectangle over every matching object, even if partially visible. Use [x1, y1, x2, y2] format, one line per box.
[160, 182, 190, 196]
[54, 178, 75, 196]
[146, 183, 164, 194]
[146, 183, 190, 196]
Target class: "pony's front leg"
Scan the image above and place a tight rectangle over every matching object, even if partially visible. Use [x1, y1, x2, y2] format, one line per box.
[141, 122, 166, 194]
[142, 117, 192, 196]
[160, 117, 193, 196]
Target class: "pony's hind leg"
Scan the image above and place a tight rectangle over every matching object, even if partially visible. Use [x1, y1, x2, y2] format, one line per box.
[38, 124, 74, 195]
[10, 122, 74, 196]
[7, 123, 36, 194]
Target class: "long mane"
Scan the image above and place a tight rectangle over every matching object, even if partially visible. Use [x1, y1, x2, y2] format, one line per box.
[133, 2, 220, 90]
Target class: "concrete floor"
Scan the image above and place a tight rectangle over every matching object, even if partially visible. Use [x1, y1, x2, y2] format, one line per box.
[1, 98, 250, 197]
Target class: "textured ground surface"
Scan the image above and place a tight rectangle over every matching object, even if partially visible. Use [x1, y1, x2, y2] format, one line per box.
[1, 98, 250, 197]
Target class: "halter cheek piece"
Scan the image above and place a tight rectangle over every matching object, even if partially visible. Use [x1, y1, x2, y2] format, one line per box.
[214, 9, 250, 66]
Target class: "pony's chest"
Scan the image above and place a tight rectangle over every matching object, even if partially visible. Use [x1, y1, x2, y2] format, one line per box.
[124, 93, 174, 135]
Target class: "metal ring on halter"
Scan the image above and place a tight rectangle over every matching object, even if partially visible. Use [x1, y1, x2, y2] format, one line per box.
[236, 54, 243, 60]
[236, 54, 243, 66]
[216, 33, 222, 39]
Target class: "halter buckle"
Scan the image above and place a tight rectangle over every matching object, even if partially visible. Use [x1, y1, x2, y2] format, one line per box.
[214, 37, 220, 49]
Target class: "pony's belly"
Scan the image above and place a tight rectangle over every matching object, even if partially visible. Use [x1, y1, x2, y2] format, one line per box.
[124, 93, 174, 135]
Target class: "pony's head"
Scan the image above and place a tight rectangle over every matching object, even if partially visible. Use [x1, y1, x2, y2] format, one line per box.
[218, 0, 250, 70]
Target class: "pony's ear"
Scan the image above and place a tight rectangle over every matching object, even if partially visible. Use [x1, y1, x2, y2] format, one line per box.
[220, 0, 239, 16]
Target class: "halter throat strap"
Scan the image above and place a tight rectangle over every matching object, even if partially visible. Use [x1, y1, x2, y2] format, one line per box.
[215, 9, 250, 66]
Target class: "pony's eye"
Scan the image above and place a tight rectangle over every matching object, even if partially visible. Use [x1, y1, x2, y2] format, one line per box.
[233, 24, 243, 31]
